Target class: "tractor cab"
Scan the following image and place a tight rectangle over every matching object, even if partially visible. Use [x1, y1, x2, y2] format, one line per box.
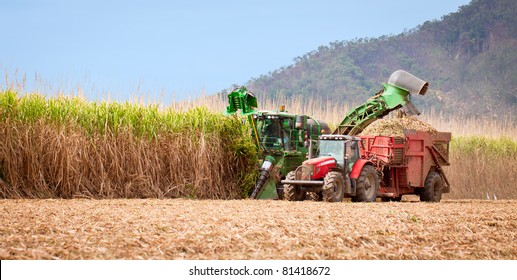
[317, 135, 361, 172]
[300, 135, 361, 181]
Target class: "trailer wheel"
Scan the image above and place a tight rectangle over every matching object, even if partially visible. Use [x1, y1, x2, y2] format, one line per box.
[354, 165, 379, 202]
[421, 171, 443, 202]
[283, 171, 306, 201]
[322, 171, 345, 202]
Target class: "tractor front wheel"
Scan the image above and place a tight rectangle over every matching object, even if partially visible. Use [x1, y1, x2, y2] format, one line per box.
[322, 171, 345, 202]
[420, 171, 443, 202]
[354, 165, 379, 202]
[283, 171, 306, 201]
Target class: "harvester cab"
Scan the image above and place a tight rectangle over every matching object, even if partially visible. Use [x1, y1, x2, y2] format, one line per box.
[318, 135, 360, 172]
[225, 86, 330, 200]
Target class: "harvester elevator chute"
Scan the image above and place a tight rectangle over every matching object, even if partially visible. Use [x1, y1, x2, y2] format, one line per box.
[333, 70, 428, 136]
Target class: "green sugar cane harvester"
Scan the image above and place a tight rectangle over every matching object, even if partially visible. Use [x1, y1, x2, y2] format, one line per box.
[225, 87, 330, 199]
[225, 70, 428, 199]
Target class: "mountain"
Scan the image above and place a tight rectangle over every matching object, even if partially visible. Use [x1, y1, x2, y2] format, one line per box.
[243, 0, 517, 119]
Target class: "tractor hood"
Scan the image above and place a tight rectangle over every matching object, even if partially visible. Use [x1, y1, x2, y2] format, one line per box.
[303, 156, 335, 166]
[303, 156, 337, 180]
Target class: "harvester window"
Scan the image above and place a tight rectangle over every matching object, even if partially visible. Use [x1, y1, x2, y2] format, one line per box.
[260, 119, 284, 149]
[311, 124, 319, 140]
[282, 120, 295, 150]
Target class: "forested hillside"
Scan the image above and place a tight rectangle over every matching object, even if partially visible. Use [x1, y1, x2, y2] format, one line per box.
[244, 0, 517, 119]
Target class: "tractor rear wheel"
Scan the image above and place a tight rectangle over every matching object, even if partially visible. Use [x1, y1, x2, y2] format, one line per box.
[283, 171, 306, 201]
[420, 171, 443, 202]
[322, 171, 345, 202]
[354, 165, 379, 202]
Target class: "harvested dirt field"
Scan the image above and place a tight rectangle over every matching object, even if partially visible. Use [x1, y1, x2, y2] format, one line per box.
[1, 199, 516, 260]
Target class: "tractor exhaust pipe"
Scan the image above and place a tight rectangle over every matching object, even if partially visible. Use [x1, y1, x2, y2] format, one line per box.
[388, 70, 428, 95]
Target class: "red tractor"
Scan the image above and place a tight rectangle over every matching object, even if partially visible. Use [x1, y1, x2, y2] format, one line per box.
[281, 130, 451, 202]
[281, 134, 379, 202]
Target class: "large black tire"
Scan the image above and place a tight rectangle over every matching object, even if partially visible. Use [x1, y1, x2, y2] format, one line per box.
[322, 171, 345, 202]
[283, 171, 306, 201]
[354, 165, 379, 202]
[420, 171, 443, 202]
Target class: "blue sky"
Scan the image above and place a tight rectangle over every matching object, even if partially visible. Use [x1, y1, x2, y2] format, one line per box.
[1, 0, 471, 103]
